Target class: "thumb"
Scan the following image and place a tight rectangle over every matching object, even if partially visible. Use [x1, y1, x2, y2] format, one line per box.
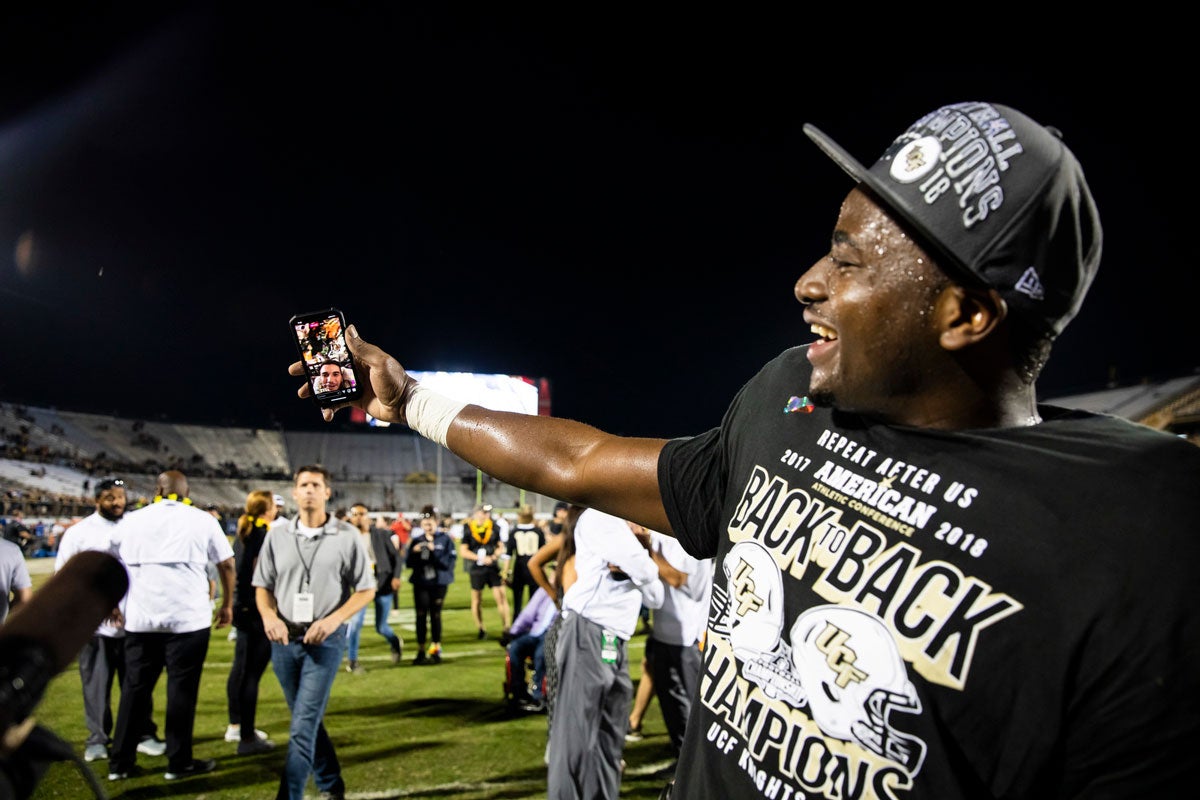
[345, 324, 376, 360]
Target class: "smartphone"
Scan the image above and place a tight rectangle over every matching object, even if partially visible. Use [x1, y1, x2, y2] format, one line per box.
[289, 307, 364, 407]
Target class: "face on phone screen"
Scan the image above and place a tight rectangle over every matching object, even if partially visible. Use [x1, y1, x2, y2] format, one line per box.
[291, 310, 361, 406]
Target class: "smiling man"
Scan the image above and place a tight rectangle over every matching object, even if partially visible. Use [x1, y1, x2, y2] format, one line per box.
[291, 102, 1200, 799]
[317, 363, 344, 394]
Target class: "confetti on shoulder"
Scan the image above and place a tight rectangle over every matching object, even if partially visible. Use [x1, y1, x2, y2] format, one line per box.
[785, 396, 814, 414]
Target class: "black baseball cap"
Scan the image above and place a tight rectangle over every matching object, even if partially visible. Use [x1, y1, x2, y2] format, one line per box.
[94, 477, 125, 497]
[804, 101, 1102, 340]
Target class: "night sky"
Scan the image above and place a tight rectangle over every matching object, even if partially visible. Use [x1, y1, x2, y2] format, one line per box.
[1, 7, 1193, 439]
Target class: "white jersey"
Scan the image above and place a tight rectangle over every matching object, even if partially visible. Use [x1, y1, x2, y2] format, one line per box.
[113, 499, 234, 634]
[54, 512, 127, 638]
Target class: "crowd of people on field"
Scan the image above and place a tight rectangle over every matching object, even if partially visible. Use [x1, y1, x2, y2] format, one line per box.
[4, 465, 707, 798]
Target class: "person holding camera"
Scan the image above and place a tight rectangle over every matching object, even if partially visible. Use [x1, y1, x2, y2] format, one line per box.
[405, 505, 456, 664]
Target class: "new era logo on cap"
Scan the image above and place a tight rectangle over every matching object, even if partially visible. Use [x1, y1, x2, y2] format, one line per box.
[1014, 267, 1045, 301]
[804, 101, 1102, 340]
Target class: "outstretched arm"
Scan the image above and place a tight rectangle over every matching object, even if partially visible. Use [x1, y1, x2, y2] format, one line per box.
[290, 324, 673, 534]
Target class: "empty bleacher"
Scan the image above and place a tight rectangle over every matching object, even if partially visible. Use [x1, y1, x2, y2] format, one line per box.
[2, 401, 561, 519]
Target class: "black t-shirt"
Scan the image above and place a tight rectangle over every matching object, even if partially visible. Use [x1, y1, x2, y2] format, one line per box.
[233, 525, 267, 628]
[659, 347, 1200, 799]
[508, 523, 546, 565]
[464, 517, 502, 572]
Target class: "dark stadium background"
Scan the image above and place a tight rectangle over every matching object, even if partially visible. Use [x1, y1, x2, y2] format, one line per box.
[1, 7, 1193, 439]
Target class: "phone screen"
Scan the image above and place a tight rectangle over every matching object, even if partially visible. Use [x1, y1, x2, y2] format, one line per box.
[289, 308, 363, 407]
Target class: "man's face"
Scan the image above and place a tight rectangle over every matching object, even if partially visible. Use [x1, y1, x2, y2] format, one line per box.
[97, 487, 127, 522]
[319, 364, 343, 391]
[794, 188, 949, 416]
[348, 505, 371, 532]
[293, 470, 331, 513]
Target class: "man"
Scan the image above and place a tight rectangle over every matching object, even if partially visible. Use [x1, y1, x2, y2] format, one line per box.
[52, 477, 164, 763]
[254, 464, 374, 800]
[0, 533, 31, 623]
[346, 502, 403, 670]
[107, 470, 234, 782]
[499, 576, 559, 713]
[388, 513, 412, 553]
[459, 503, 510, 639]
[293, 101, 1200, 798]
[506, 504, 546, 620]
[317, 362, 344, 394]
[643, 530, 713, 770]
[549, 509, 664, 797]
[2, 511, 36, 557]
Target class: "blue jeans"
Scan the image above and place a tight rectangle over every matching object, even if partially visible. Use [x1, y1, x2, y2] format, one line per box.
[507, 632, 547, 701]
[373, 592, 401, 650]
[270, 628, 346, 800]
[344, 606, 367, 661]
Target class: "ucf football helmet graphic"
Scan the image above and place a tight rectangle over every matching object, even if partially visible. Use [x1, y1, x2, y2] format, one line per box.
[721, 540, 805, 704]
[790, 605, 926, 772]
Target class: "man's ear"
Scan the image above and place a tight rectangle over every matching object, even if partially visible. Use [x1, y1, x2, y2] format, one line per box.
[938, 286, 1008, 351]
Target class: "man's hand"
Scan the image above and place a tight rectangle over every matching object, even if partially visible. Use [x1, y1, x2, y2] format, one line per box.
[213, 605, 233, 629]
[262, 614, 289, 644]
[288, 324, 415, 424]
[302, 615, 343, 645]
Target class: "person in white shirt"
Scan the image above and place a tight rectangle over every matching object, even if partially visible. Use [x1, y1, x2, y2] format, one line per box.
[644, 531, 714, 770]
[548, 507, 665, 799]
[53, 477, 164, 763]
[106, 471, 234, 782]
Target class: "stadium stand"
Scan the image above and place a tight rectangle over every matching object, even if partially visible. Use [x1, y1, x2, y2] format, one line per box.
[1, 400, 561, 528]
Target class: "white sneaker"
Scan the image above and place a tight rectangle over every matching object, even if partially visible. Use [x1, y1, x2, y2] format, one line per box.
[84, 743, 108, 762]
[136, 736, 166, 756]
[224, 725, 268, 743]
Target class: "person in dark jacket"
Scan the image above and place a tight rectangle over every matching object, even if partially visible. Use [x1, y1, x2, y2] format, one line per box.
[404, 505, 456, 664]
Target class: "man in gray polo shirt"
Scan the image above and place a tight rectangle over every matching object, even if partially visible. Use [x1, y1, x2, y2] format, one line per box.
[254, 464, 373, 800]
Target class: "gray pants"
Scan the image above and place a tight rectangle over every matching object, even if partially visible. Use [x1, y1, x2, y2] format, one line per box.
[78, 634, 156, 747]
[648, 638, 701, 757]
[79, 635, 124, 746]
[547, 613, 630, 800]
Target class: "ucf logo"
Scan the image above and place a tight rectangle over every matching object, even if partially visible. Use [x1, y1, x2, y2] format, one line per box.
[730, 558, 765, 617]
[814, 622, 869, 689]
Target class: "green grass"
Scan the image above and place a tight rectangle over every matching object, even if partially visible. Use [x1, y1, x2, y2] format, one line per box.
[24, 565, 676, 799]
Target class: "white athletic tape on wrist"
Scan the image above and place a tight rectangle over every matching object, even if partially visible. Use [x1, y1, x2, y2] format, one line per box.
[404, 384, 467, 447]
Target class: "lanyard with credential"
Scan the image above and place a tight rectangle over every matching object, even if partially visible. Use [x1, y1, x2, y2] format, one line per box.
[291, 526, 326, 592]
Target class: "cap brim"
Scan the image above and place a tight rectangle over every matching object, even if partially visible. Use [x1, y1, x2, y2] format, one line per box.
[802, 123, 982, 288]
